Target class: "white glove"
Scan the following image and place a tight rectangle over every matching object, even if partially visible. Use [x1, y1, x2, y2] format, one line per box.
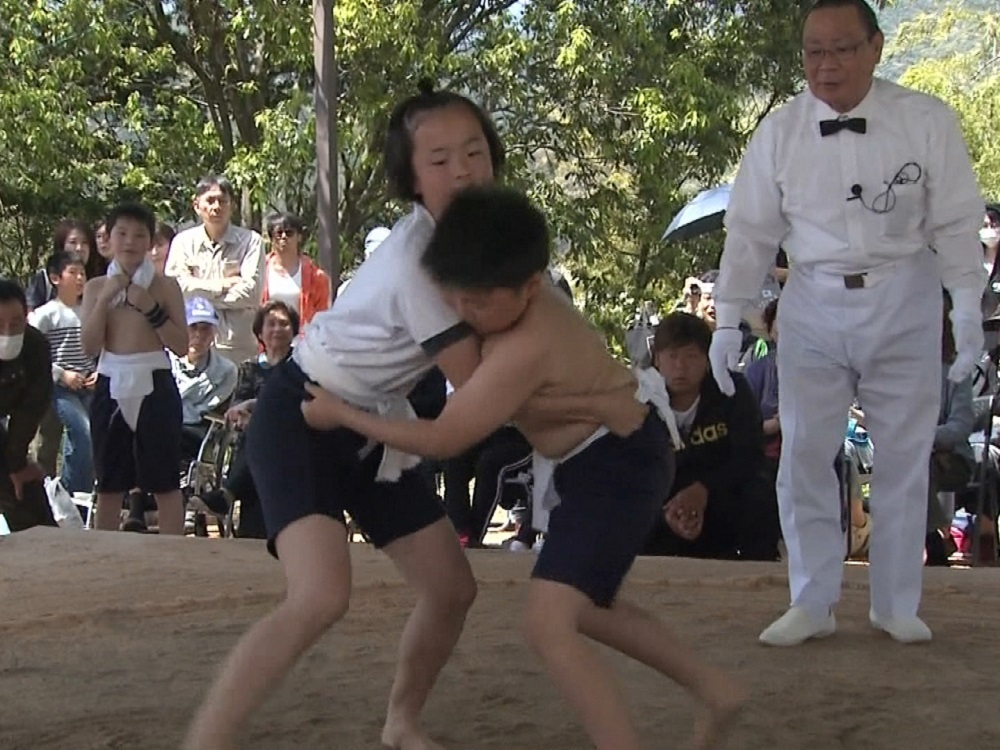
[708, 328, 742, 396]
[948, 287, 984, 383]
[708, 301, 745, 396]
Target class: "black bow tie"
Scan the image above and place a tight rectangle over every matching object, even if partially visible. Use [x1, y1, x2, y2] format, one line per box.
[819, 117, 867, 136]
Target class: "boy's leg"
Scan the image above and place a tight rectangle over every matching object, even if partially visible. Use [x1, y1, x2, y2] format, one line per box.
[185, 515, 351, 750]
[153, 489, 184, 535]
[523, 579, 642, 750]
[380, 518, 477, 749]
[54, 389, 94, 494]
[95, 492, 123, 531]
[577, 597, 746, 749]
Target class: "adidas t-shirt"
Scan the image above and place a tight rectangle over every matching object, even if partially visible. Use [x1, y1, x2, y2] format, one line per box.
[293, 204, 470, 398]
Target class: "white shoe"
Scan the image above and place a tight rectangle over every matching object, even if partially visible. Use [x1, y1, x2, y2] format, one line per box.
[759, 606, 836, 647]
[869, 610, 932, 643]
[507, 540, 531, 552]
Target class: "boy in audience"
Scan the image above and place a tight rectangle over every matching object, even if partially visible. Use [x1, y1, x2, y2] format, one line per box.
[302, 187, 743, 750]
[81, 203, 189, 534]
[28, 250, 97, 495]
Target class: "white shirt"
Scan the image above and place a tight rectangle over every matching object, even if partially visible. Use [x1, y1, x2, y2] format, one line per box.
[294, 204, 468, 398]
[267, 262, 302, 312]
[715, 78, 985, 305]
[673, 398, 700, 439]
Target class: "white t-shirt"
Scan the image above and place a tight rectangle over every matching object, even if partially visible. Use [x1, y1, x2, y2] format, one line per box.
[294, 204, 468, 398]
[267, 262, 302, 312]
[672, 398, 700, 439]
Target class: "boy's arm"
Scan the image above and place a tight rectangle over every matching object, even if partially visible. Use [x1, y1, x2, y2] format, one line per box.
[431, 334, 480, 388]
[304, 336, 544, 460]
[80, 277, 121, 356]
[155, 278, 192, 356]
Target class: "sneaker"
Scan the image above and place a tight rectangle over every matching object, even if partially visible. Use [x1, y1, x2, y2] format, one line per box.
[759, 606, 836, 647]
[506, 539, 531, 552]
[869, 610, 932, 643]
[531, 538, 545, 553]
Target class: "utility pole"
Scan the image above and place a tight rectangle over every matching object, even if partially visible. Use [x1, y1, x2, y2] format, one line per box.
[314, 0, 338, 284]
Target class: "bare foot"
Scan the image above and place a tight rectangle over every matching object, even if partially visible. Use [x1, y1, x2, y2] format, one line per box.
[691, 674, 747, 750]
[381, 718, 446, 750]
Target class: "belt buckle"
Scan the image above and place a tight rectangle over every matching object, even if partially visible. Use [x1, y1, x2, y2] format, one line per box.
[843, 274, 865, 289]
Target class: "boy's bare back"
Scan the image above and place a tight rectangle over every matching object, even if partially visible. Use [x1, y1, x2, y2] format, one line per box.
[484, 285, 647, 457]
[83, 274, 186, 355]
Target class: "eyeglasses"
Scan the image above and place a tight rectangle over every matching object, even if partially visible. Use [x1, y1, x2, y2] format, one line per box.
[802, 38, 869, 65]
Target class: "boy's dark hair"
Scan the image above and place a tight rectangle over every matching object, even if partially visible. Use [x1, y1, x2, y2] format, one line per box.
[0, 278, 27, 313]
[385, 79, 505, 202]
[195, 174, 235, 201]
[46, 250, 86, 281]
[762, 298, 779, 333]
[155, 221, 176, 246]
[806, 0, 880, 37]
[105, 202, 157, 238]
[265, 212, 306, 239]
[423, 187, 549, 290]
[652, 313, 713, 356]
[253, 300, 301, 342]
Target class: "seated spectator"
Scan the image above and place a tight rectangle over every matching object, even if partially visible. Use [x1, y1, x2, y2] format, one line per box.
[172, 297, 239, 456]
[0, 278, 58, 532]
[260, 212, 331, 325]
[149, 221, 175, 275]
[192, 301, 300, 536]
[694, 280, 768, 368]
[642, 313, 777, 560]
[27, 251, 97, 494]
[927, 292, 976, 565]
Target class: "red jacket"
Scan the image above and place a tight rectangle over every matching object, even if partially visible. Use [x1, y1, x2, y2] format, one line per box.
[261, 253, 331, 325]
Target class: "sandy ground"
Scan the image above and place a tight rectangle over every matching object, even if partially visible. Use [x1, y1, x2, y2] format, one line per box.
[1, 528, 998, 750]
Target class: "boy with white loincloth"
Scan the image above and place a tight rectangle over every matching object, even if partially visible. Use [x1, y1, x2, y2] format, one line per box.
[81, 203, 189, 535]
[302, 187, 745, 750]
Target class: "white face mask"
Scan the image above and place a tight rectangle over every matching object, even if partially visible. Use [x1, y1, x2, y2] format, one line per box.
[980, 227, 999, 246]
[0, 333, 24, 361]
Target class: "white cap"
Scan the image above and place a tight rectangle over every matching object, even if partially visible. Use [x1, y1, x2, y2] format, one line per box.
[364, 226, 391, 257]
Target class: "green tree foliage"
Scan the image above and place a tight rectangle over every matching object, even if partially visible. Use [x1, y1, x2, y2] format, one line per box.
[0, 0, 821, 346]
[887, 2, 1000, 202]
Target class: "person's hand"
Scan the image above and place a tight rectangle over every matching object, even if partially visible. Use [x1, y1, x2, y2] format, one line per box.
[949, 286, 986, 383]
[100, 274, 130, 306]
[663, 483, 708, 541]
[708, 327, 742, 396]
[763, 414, 781, 437]
[125, 283, 155, 314]
[301, 383, 350, 430]
[61, 371, 86, 390]
[84, 372, 99, 389]
[226, 402, 253, 429]
[8, 461, 44, 502]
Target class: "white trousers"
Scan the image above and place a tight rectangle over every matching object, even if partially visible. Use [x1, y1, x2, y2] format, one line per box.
[777, 251, 941, 620]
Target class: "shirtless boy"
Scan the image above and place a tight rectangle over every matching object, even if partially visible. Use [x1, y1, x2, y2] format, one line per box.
[81, 203, 189, 535]
[303, 187, 745, 750]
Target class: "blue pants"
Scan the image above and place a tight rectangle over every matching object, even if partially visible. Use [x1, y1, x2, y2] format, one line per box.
[53, 386, 93, 494]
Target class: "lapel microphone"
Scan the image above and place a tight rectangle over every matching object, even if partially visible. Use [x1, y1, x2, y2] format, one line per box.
[847, 184, 863, 201]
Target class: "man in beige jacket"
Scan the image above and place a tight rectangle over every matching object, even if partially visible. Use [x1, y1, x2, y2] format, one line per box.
[166, 175, 264, 364]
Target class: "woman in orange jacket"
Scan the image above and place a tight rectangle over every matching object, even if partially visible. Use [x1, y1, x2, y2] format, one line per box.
[260, 212, 331, 325]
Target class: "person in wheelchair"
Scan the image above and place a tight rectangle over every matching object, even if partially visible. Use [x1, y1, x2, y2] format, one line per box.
[121, 297, 237, 531]
[191, 300, 299, 537]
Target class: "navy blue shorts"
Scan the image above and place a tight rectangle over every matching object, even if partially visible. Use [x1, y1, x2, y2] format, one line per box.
[532, 409, 674, 608]
[90, 370, 183, 494]
[246, 359, 446, 556]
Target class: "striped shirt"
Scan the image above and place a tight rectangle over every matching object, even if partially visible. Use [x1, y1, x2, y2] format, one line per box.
[27, 299, 96, 382]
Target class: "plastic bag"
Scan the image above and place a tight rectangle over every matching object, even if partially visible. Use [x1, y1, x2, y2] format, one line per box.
[44, 477, 86, 530]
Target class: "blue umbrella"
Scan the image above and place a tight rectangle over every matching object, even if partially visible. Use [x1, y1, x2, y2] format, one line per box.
[662, 184, 731, 242]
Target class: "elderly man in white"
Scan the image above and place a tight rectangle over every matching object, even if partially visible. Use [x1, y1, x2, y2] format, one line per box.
[710, 0, 986, 646]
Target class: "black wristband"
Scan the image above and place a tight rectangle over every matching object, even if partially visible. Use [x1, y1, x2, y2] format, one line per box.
[144, 303, 168, 329]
